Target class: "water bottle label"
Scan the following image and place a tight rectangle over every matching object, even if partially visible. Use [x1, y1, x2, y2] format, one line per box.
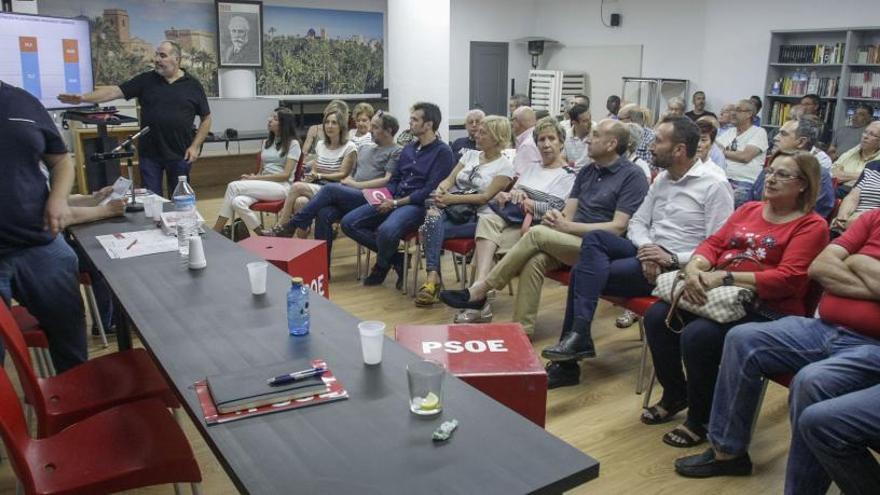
[173, 195, 196, 211]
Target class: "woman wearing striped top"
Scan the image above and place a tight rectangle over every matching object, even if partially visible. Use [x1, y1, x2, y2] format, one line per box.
[454, 117, 578, 323]
[832, 159, 880, 233]
[275, 103, 357, 226]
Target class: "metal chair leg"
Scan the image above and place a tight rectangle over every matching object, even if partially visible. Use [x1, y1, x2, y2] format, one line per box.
[636, 321, 649, 394]
[642, 369, 656, 409]
[411, 240, 421, 297]
[452, 252, 462, 283]
[356, 244, 363, 281]
[749, 379, 770, 439]
[84, 282, 108, 348]
[44, 349, 56, 376]
[191, 483, 203, 495]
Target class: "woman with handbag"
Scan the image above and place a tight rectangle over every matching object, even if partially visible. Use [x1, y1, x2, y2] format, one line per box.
[452, 117, 578, 323]
[642, 150, 829, 448]
[212, 107, 301, 236]
[414, 115, 515, 306]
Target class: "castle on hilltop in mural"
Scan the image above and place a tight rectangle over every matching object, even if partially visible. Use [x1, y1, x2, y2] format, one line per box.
[39, 1, 384, 98]
[40, 0, 219, 96]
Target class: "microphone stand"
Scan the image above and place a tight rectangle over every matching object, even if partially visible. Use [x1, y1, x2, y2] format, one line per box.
[91, 126, 151, 213]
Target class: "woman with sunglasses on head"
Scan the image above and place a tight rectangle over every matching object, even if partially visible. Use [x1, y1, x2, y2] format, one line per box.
[212, 107, 301, 236]
[414, 116, 515, 307]
[641, 150, 828, 449]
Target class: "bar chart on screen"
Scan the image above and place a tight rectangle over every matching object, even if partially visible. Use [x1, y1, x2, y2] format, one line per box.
[0, 12, 94, 109]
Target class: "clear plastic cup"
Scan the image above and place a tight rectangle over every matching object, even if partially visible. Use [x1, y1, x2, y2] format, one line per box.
[246, 261, 268, 295]
[407, 360, 444, 416]
[357, 321, 385, 365]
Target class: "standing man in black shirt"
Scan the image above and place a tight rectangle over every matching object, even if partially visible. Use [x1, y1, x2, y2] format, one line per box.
[59, 41, 212, 197]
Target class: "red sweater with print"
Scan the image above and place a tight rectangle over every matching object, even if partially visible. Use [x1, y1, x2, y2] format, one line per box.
[692, 202, 829, 316]
[818, 209, 880, 339]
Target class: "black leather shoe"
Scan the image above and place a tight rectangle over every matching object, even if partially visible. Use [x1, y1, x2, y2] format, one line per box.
[541, 332, 597, 361]
[546, 361, 580, 389]
[363, 264, 390, 286]
[439, 289, 488, 310]
[675, 448, 752, 478]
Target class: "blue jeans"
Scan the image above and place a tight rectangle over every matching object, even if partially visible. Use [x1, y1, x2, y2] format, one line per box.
[729, 179, 754, 209]
[420, 209, 477, 273]
[562, 231, 653, 336]
[286, 183, 367, 265]
[341, 203, 426, 269]
[0, 236, 87, 373]
[140, 155, 191, 198]
[705, 317, 880, 495]
[644, 301, 765, 428]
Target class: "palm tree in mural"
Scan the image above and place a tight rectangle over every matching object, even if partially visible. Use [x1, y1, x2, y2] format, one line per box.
[89, 15, 145, 86]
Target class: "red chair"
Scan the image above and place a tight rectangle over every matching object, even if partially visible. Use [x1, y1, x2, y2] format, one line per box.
[0, 367, 202, 495]
[0, 301, 180, 438]
[231, 151, 307, 240]
[443, 238, 476, 289]
[11, 305, 56, 377]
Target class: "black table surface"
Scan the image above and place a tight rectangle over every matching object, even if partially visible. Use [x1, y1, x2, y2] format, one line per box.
[70, 213, 599, 495]
[204, 130, 269, 143]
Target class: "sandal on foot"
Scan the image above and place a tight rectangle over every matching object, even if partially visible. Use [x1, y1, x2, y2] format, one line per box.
[663, 424, 707, 448]
[641, 400, 688, 425]
[414, 282, 441, 307]
[616, 310, 640, 328]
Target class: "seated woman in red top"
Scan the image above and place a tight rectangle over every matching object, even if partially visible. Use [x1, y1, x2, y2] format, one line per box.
[641, 149, 829, 448]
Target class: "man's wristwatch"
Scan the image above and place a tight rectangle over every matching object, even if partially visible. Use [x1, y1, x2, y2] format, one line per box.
[722, 271, 735, 286]
[392, 199, 399, 208]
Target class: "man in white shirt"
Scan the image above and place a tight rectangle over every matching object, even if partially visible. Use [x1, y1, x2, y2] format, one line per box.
[511, 106, 541, 175]
[563, 104, 592, 168]
[541, 117, 734, 387]
[559, 94, 590, 138]
[716, 99, 768, 207]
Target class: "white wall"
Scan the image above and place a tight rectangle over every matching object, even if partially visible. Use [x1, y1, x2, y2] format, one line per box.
[532, 0, 707, 110]
[449, 0, 536, 121]
[701, 0, 880, 112]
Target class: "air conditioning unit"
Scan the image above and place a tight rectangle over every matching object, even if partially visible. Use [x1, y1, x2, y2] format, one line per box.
[528, 70, 587, 117]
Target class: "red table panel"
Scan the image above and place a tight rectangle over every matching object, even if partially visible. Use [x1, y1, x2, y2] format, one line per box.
[395, 323, 547, 427]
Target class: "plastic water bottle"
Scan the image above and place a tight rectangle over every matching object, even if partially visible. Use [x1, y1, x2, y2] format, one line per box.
[287, 278, 310, 336]
[172, 176, 197, 260]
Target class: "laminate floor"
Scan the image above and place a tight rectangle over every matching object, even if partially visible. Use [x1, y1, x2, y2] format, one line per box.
[0, 189, 796, 494]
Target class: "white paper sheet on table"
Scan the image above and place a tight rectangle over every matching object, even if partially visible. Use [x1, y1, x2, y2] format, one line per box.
[96, 229, 179, 259]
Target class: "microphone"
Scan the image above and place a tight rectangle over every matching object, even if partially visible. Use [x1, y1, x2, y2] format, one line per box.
[111, 126, 151, 153]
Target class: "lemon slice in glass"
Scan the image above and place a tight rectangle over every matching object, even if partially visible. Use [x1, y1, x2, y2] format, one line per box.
[419, 392, 440, 411]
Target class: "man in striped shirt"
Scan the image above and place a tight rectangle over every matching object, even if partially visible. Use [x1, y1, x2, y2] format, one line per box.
[832, 159, 880, 233]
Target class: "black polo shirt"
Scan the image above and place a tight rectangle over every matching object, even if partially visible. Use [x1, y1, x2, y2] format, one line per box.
[569, 156, 649, 224]
[120, 70, 210, 161]
[0, 81, 68, 255]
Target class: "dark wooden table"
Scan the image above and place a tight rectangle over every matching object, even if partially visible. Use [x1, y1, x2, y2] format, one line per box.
[70, 212, 599, 495]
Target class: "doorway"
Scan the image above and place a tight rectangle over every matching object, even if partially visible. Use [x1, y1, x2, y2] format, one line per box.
[469, 42, 508, 116]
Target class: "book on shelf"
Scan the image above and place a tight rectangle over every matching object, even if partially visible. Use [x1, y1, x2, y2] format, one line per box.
[768, 100, 836, 128]
[847, 71, 880, 99]
[778, 43, 845, 64]
[855, 45, 880, 65]
[196, 359, 348, 425]
[773, 73, 838, 98]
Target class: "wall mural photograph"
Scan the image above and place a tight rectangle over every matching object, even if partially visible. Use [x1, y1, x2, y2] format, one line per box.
[39, 0, 384, 98]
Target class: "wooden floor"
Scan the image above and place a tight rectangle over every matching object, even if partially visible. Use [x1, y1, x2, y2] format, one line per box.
[0, 187, 796, 494]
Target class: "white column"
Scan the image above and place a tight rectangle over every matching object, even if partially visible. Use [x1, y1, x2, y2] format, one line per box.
[387, 0, 450, 139]
[218, 68, 256, 98]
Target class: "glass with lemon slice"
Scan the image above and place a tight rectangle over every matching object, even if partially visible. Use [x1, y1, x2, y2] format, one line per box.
[407, 360, 445, 416]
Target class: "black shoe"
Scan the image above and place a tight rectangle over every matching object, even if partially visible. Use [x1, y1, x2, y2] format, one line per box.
[675, 449, 752, 478]
[546, 361, 580, 389]
[541, 332, 597, 361]
[439, 288, 488, 310]
[391, 254, 404, 291]
[91, 324, 117, 336]
[363, 264, 391, 286]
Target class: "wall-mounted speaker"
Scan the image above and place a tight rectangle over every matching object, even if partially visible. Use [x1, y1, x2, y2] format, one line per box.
[610, 13, 621, 27]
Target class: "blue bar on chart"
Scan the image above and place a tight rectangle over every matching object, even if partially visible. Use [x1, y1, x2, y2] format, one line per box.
[19, 36, 41, 98]
[62, 39, 81, 94]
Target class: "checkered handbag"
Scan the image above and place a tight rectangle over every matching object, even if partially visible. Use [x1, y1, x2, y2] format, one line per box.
[652, 255, 759, 327]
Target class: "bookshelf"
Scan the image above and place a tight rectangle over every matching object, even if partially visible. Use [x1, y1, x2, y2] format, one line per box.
[763, 27, 880, 132]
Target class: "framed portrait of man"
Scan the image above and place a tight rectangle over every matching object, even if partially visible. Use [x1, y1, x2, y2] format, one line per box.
[216, 0, 263, 68]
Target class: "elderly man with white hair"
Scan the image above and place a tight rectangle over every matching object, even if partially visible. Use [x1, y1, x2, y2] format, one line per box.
[224, 15, 258, 64]
[619, 103, 655, 166]
[666, 97, 686, 118]
[511, 106, 541, 175]
[450, 108, 485, 161]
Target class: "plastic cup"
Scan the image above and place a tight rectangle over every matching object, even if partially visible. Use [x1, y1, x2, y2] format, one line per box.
[357, 321, 385, 365]
[149, 197, 162, 222]
[246, 261, 268, 295]
[407, 360, 444, 416]
[142, 196, 155, 218]
[188, 236, 206, 270]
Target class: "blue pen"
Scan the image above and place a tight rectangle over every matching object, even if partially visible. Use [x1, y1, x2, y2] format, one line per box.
[267, 366, 327, 386]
